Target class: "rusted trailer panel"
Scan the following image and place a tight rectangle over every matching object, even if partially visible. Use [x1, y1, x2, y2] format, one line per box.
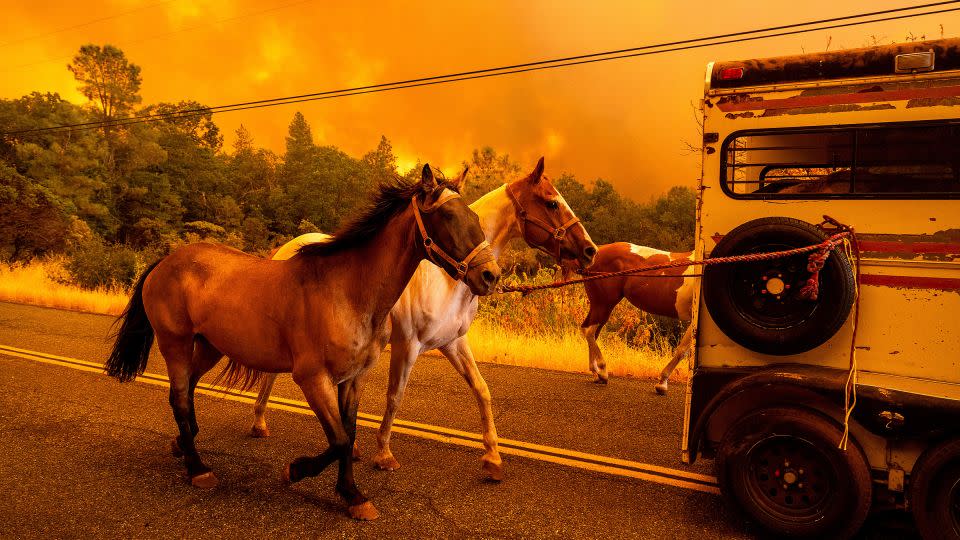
[685, 37, 960, 539]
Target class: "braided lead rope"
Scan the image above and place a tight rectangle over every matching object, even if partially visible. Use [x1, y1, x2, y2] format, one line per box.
[496, 231, 852, 295]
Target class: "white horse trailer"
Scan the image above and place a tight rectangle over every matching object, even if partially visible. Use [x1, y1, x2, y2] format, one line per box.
[684, 38, 960, 539]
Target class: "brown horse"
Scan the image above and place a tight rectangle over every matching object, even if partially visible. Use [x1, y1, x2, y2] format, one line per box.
[575, 243, 695, 393]
[105, 165, 500, 520]
[250, 158, 597, 481]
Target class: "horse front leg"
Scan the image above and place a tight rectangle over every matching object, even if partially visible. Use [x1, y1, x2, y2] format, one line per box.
[250, 373, 278, 438]
[336, 372, 371, 511]
[372, 337, 419, 471]
[439, 335, 503, 481]
[580, 301, 616, 384]
[655, 324, 694, 395]
[286, 370, 378, 521]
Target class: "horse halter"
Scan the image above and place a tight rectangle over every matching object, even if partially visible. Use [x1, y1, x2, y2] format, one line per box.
[505, 183, 582, 262]
[411, 189, 495, 281]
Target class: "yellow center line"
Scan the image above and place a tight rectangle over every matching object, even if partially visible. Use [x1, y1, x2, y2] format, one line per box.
[0, 343, 719, 494]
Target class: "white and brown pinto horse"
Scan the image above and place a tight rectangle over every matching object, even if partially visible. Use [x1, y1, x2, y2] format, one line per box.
[251, 158, 597, 480]
[105, 165, 499, 520]
[577, 243, 695, 394]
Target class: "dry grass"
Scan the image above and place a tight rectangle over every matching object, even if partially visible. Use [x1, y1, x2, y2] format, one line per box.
[473, 268, 687, 380]
[467, 318, 682, 380]
[0, 259, 685, 380]
[0, 257, 128, 316]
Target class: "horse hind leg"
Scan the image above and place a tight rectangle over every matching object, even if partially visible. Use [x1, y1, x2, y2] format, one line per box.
[250, 373, 278, 438]
[654, 324, 694, 396]
[372, 337, 418, 472]
[165, 334, 222, 487]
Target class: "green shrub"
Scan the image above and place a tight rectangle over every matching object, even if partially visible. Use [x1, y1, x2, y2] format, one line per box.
[65, 239, 139, 289]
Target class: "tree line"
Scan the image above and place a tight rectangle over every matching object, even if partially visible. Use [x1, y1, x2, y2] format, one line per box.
[0, 44, 695, 285]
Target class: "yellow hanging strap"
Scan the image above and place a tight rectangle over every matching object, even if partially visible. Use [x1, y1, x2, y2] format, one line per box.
[839, 236, 861, 451]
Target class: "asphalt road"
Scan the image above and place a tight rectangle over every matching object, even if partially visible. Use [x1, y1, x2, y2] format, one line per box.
[0, 301, 917, 539]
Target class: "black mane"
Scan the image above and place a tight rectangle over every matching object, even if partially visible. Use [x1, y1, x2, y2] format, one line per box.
[297, 176, 459, 257]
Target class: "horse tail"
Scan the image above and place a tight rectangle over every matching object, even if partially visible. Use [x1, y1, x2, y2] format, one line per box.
[211, 359, 265, 392]
[106, 259, 162, 382]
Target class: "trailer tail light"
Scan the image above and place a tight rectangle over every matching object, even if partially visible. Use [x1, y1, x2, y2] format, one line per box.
[719, 67, 745, 80]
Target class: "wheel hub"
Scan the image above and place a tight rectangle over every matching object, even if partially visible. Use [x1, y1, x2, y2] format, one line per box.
[781, 468, 799, 485]
[730, 250, 818, 329]
[763, 274, 787, 297]
[747, 437, 833, 516]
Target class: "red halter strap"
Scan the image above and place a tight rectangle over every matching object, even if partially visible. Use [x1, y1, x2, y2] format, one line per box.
[411, 190, 494, 281]
[505, 184, 581, 261]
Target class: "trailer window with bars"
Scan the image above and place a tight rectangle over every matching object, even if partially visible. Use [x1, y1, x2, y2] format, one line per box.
[721, 122, 960, 198]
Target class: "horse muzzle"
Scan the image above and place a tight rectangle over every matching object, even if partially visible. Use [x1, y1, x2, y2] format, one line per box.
[577, 242, 598, 269]
[560, 237, 598, 271]
[464, 260, 501, 296]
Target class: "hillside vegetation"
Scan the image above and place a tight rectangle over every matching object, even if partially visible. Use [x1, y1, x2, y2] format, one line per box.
[0, 44, 693, 379]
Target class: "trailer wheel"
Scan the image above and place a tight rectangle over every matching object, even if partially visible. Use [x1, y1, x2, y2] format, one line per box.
[911, 438, 960, 540]
[703, 217, 855, 355]
[716, 407, 872, 539]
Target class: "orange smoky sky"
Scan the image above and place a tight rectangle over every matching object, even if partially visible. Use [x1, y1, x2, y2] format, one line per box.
[1, 1, 957, 201]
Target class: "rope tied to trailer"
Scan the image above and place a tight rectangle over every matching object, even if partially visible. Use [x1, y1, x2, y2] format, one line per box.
[803, 216, 862, 451]
[823, 218, 863, 452]
[495, 230, 853, 296]
[797, 242, 833, 301]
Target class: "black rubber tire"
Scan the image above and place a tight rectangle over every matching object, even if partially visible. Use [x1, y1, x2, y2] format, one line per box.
[911, 438, 960, 540]
[703, 217, 855, 355]
[716, 407, 873, 539]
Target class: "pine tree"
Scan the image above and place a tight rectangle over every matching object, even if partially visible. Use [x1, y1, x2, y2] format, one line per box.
[362, 135, 398, 187]
[234, 124, 254, 155]
[67, 44, 142, 123]
[285, 112, 314, 163]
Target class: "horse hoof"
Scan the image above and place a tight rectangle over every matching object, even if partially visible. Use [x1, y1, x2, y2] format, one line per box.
[281, 464, 295, 485]
[373, 454, 401, 471]
[654, 383, 668, 395]
[482, 460, 504, 482]
[190, 471, 218, 488]
[348, 501, 380, 521]
[250, 424, 271, 438]
[594, 375, 608, 385]
[170, 439, 183, 458]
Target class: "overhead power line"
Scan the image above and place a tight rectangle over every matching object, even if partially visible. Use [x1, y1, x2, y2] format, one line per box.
[0, 0, 175, 50]
[5, 0, 315, 73]
[3, 1, 958, 138]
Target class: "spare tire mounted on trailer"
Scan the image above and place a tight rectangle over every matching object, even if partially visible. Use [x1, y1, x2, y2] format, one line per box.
[703, 217, 856, 355]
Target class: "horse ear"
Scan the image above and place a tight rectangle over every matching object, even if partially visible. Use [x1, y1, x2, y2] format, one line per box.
[421, 163, 437, 191]
[528, 156, 545, 184]
[452, 165, 469, 190]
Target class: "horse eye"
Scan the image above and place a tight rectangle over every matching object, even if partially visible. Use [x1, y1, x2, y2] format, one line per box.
[546, 200, 559, 210]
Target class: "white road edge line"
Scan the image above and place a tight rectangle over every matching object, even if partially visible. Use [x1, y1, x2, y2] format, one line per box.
[0, 343, 719, 494]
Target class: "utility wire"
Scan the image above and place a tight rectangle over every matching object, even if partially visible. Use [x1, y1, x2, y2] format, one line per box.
[4, 1, 958, 138]
[0, 0, 176, 50]
[5, 0, 314, 73]
[13, 0, 952, 134]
